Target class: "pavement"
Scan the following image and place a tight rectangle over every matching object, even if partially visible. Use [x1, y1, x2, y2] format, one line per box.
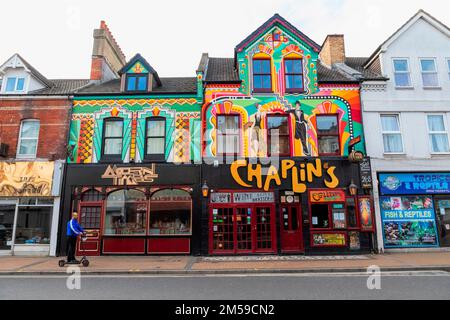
[1, 251, 450, 274]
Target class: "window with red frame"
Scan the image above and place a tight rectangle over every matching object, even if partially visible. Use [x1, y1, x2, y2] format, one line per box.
[284, 59, 304, 92]
[253, 59, 272, 92]
[217, 115, 240, 155]
[316, 114, 340, 155]
[267, 115, 290, 156]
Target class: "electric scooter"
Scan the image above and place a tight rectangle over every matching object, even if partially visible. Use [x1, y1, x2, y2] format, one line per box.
[58, 235, 90, 267]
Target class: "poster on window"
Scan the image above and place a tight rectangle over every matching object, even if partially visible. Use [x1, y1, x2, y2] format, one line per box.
[358, 197, 374, 232]
[311, 233, 346, 247]
[380, 195, 439, 248]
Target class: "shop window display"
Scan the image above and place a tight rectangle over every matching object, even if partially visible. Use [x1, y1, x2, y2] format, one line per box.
[14, 200, 52, 245]
[311, 204, 330, 228]
[104, 189, 147, 235]
[149, 189, 192, 235]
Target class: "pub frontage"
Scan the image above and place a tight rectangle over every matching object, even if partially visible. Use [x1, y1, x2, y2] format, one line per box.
[202, 158, 375, 255]
[57, 163, 201, 256]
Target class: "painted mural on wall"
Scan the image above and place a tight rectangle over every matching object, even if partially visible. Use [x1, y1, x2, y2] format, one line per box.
[202, 23, 365, 158]
[202, 87, 364, 158]
[0, 162, 54, 197]
[68, 98, 202, 164]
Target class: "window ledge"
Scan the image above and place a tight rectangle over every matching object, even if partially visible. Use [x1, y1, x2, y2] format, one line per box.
[395, 86, 414, 90]
[383, 153, 406, 157]
[423, 86, 442, 90]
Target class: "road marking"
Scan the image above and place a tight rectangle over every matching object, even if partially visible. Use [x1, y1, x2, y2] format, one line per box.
[0, 271, 449, 279]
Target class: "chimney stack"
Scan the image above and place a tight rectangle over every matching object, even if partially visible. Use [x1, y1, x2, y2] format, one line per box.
[90, 21, 127, 82]
[319, 34, 346, 67]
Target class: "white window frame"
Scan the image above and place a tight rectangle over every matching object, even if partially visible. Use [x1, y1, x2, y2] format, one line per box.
[392, 58, 412, 88]
[380, 113, 405, 154]
[446, 58, 450, 81]
[419, 57, 440, 88]
[16, 119, 40, 159]
[5, 77, 26, 93]
[427, 113, 450, 154]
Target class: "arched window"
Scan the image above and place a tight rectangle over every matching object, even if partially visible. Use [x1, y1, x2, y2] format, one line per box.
[145, 117, 166, 161]
[102, 117, 123, 160]
[149, 189, 192, 235]
[104, 189, 147, 235]
[17, 119, 40, 158]
[253, 57, 272, 92]
[81, 189, 102, 202]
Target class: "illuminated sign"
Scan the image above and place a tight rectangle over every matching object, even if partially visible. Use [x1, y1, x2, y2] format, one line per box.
[101, 165, 158, 185]
[309, 190, 346, 203]
[230, 159, 339, 193]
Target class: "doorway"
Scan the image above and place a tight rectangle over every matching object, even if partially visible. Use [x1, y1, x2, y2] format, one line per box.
[280, 204, 303, 253]
[0, 200, 18, 254]
[434, 197, 450, 247]
[210, 204, 276, 254]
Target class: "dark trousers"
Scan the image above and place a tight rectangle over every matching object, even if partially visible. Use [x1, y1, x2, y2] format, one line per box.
[66, 236, 77, 262]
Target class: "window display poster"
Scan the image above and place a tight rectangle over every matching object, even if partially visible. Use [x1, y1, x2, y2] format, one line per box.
[349, 231, 360, 250]
[380, 196, 439, 247]
[312, 233, 346, 246]
[358, 197, 374, 231]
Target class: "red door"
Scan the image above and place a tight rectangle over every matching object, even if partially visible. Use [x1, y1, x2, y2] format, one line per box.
[280, 204, 303, 253]
[76, 204, 103, 256]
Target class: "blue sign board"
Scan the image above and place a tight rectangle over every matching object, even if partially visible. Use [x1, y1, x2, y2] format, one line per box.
[379, 172, 450, 195]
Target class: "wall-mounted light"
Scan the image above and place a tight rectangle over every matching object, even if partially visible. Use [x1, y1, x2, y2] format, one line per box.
[348, 180, 358, 196]
[202, 180, 209, 198]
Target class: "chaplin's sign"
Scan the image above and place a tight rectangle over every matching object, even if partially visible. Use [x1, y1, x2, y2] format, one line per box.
[230, 159, 339, 193]
[101, 164, 158, 185]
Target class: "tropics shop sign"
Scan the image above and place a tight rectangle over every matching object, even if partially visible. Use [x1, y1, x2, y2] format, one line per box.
[380, 172, 450, 195]
[230, 159, 339, 193]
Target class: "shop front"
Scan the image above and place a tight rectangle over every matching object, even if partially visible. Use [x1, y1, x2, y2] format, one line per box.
[202, 158, 375, 255]
[379, 172, 450, 248]
[57, 163, 201, 256]
[0, 161, 62, 256]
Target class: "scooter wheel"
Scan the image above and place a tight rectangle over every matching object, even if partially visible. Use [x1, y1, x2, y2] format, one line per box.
[58, 260, 66, 267]
[82, 259, 89, 267]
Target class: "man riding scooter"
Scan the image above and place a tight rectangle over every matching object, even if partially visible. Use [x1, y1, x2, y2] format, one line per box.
[66, 212, 86, 264]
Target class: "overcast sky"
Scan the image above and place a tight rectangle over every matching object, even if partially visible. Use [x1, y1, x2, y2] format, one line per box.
[1, 0, 449, 79]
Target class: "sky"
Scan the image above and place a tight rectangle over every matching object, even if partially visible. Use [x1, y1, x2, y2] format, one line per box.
[1, 0, 449, 79]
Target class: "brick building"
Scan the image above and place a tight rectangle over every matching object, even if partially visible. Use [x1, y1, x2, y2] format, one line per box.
[0, 53, 89, 256]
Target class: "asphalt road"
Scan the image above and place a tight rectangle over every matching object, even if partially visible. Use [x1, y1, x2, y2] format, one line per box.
[1, 271, 450, 300]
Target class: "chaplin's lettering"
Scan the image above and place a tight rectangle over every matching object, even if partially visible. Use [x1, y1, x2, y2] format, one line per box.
[230, 159, 339, 193]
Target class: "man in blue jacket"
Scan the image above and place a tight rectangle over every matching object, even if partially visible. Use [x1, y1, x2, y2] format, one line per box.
[66, 212, 85, 263]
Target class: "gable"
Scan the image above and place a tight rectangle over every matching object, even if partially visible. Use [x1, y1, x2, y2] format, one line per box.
[235, 22, 320, 95]
[126, 61, 149, 74]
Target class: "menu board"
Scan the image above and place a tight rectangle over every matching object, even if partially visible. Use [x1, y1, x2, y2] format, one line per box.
[311, 233, 346, 246]
[380, 195, 438, 248]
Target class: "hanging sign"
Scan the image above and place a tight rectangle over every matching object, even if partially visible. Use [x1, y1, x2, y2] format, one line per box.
[359, 158, 373, 189]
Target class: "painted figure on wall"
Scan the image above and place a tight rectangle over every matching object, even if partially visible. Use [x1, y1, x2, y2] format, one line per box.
[286, 101, 309, 156]
[248, 103, 266, 157]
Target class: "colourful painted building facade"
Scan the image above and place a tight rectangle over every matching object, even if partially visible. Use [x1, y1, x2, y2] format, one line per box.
[57, 15, 378, 256]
